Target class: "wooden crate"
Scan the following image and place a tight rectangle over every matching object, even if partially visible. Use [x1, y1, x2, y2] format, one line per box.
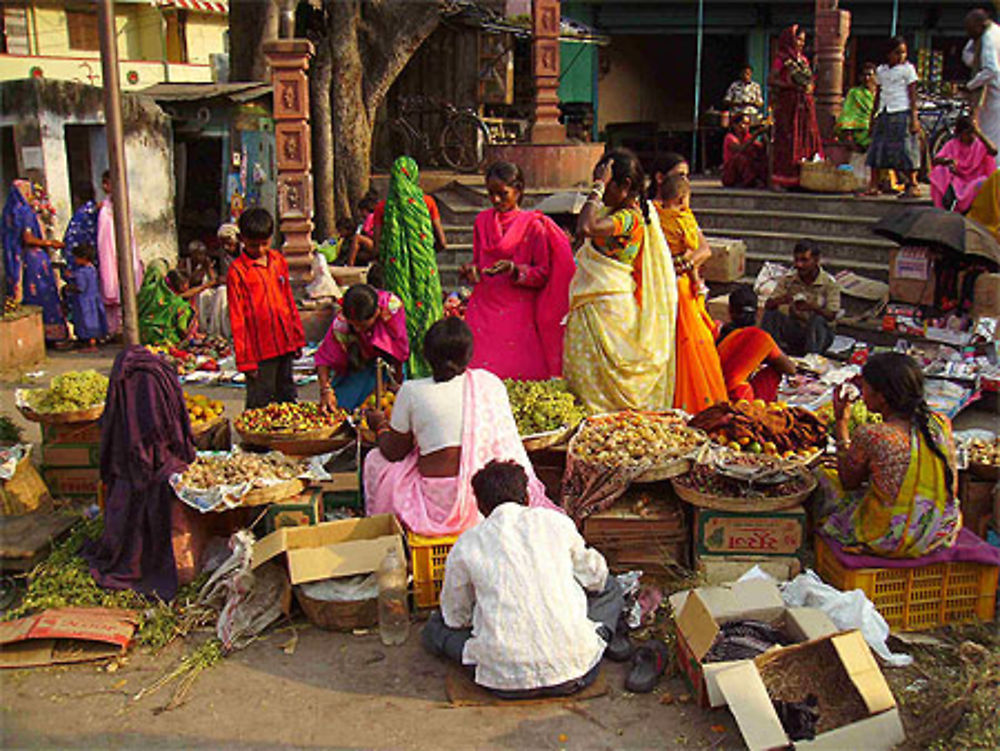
[583, 484, 689, 573]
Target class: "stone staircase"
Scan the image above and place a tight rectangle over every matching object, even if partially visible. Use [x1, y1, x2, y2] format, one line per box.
[430, 179, 930, 290]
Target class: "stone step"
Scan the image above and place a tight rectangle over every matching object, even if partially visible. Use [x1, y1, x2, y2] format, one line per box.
[691, 186, 931, 218]
[707, 226, 893, 262]
[695, 207, 882, 239]
[744, 252, 888, 282]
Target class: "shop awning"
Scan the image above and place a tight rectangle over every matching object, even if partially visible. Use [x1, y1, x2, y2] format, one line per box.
[157, 0, 228, 15]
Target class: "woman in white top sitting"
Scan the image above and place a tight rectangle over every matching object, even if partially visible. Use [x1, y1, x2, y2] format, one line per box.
[363, 318, 556, 535]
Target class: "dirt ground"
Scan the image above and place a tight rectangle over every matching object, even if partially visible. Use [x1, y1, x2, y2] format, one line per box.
[0, 627, 740, 750]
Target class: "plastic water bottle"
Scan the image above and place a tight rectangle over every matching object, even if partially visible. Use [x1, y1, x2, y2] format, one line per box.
[377, 547, 409, 645]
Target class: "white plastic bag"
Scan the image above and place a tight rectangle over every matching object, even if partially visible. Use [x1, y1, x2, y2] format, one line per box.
[306, 252, 342, 300]
[781, 569, 912, 667]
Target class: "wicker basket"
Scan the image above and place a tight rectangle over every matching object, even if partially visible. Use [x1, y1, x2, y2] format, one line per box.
[191, 414, 226, 439]
[16, 400, 104, 425]
[294, 589, 377, 631]
[522, 424, 576, 452]
[799, 160, 858, 193]
[240, 478, 306, 507]
[670, 471, 817, 512]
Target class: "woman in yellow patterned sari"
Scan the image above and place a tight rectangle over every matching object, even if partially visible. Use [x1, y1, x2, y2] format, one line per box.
[563, 150, 677, 413]
[821, 352, 961, 558]
[653, 174, 727, 415]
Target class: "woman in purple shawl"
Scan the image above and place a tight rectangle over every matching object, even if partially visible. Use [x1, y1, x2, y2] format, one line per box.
[3, 180, 68, 342]
[83, 346, 195, 601]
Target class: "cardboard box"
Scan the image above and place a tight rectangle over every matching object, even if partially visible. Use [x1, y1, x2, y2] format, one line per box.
[40, 443, 100, 468]
[889, 247, 935, 306]
[973, 272, 1000, 319]
[716, 630, 905, 751]
[252, 514, 404, 585]
[696, 555, 802, 586]
[41, 466, 100, 498]
[695, 506, 806, 558]
[42, 421, 102, 445]
[264, 490, 323, 533]
[0, 607, 137, 668]
[670, 578, 837, 708]
[704, 237, 747, 283]
[707, 294, 731, 325]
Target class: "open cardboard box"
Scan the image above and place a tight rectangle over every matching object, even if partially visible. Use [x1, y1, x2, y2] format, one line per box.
[0, 607, 137, 668]
[669, 578, 837, 708]
[716, 629, 905, 750]
[252, 514, 404, 585]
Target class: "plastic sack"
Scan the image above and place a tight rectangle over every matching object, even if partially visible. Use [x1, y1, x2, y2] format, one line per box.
[298, 573, 377, 603]
[781, 569, 912, 667]
[753, 262, 790, 300]
[306, 252, 342, 300]
[199, 530, 286, 652]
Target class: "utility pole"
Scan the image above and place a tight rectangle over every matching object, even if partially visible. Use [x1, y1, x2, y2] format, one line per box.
[97, 0, 139, 346]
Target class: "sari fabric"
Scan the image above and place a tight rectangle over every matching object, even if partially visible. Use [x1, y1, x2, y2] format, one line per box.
[771, 25, 824, 187]
[137, 259, 194, 345]
[717, 326, 782, 402]
[97, 197, 143, 334]
[820, 415, 962, 558]
[835, 86, 875, 148]
[63, 200, 100, 273]
[314, 289, 410, 410]
[563, 203, 677, 413]
[2, 182, 67, 340]
[364, 368, 557, 536]
[967, 169, 1000, 238]
[722, 132, 766, 188]
[929, 138, 996, 212]
[379, 156, 444, 378]
[656, 205, 727, 415]
[466, 208, 575, 379]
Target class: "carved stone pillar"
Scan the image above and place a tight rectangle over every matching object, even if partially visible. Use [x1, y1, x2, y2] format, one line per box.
[263, 38, 315, 283]
[531, 0, 565, 144]
[814, 0, 851, 141]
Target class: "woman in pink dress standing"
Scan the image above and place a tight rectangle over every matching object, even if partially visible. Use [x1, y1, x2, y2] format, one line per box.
[462, 162, 575, 380]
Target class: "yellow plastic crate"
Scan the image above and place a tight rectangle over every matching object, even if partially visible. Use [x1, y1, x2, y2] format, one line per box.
[408, 531, 458, 609]
[815, 535, 999, 632]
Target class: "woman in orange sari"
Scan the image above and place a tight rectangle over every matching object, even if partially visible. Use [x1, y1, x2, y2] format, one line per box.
[715, 285, 796, 402]
[653, 174, 727, 415]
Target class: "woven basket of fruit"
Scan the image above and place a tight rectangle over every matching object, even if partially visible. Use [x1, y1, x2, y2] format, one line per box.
[234, 403, 348, 447]
[505, 379, 586, 452]
[356, 390, 397, 445]
[185, 392, 226, 437]
[15, 371, 108, 424]
[568, 410, 709, 482]
[964, 435, 1000, 481]
[671, 464, 817, 512]
[689, 399, 828, 459]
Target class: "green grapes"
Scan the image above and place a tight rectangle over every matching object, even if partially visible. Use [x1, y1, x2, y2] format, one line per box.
[26, 370, 109, 413]
[818, 400, 882, 434]
[504, 378, 586, 436]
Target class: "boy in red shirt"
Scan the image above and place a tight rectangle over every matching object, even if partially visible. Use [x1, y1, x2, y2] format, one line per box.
[227, 208, 306, 408]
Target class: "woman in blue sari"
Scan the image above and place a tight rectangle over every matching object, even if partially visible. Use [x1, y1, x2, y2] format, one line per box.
[63, 183, 100, 276]
[3, 180, 68, 343]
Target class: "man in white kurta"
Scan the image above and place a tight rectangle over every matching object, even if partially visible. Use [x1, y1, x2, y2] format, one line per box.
[966, 10, 1000, 149]
[423, 460, 624, 698]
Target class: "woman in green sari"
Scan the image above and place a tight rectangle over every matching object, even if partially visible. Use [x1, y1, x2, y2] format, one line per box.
[373, 156, 447, 378]
[137, 259, 195, 345]
[835, 63, 877, 149]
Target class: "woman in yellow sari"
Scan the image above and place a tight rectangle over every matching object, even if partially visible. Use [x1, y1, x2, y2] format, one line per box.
[967, 168, 1000, 239]
[564, 150, 677, 413]
[821, 352, 960, 558]
[653, 174, 727, 415]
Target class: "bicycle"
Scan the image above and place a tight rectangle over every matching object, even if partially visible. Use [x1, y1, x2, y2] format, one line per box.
[917, 91, 968, 161]
[372, 95, 491, 173]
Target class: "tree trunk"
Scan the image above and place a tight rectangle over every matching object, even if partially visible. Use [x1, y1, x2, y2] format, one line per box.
[330, 0, 370, 220]
[310, 34, 334, 239]
[229, 0, 280, 82]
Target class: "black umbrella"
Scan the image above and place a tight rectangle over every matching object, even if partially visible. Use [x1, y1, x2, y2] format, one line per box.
[871, 206, 1000, 265]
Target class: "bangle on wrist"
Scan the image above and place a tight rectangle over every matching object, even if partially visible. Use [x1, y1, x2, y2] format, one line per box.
[590, 181, 606, 197]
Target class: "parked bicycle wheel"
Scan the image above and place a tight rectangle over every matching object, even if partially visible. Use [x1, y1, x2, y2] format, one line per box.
[439, 112, 490, 173]
[372, 119, 413, 171]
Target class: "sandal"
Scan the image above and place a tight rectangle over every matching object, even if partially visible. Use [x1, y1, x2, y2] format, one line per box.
[624, 639, 670, 693]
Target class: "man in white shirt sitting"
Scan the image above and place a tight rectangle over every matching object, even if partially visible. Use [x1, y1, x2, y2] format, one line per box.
[423, 460, 625, 699]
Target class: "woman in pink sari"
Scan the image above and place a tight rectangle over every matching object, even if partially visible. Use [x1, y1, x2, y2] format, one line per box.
[930, 116, 997, 212]
[364, 318, 557, 536]
[463, 162, 575, 379]
[769, 25, 824, 188]
[315, 284, 409, 412]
